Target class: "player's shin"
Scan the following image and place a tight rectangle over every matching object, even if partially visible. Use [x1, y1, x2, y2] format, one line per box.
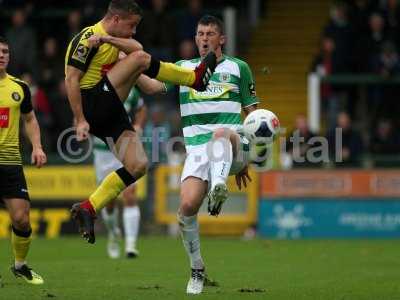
[11, 226, 32, 268]
[101, 206, 120, 235]
[210, 137, 233, 189]
[123, 206, 140, 255]
[89, 168, 137, 212]
[178, 213, 204, 269]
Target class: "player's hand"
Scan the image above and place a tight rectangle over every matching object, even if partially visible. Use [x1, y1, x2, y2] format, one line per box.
[31, 147, 47, 168]
[133, 124, 143, 136]
[76, 120, 90, 141]
[88, 35, 105, 48]
[235, 166, 251, 190]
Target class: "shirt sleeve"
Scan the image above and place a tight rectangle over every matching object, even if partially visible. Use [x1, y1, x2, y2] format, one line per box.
[238, 60, 259, 107]
[20, 82, 33, 114]
[66, 28, 98, 72]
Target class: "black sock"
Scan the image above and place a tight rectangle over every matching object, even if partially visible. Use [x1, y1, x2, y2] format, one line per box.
[143, 57, 160, 78]
[12, 226, 32, 238]
[116, 167, 138, 186]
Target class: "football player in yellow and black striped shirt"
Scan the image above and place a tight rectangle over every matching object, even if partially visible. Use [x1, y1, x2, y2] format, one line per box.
[65, 0, 216, 244]
[0, 36, 47, 285]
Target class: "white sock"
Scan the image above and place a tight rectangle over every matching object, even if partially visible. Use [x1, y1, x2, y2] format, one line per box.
[209, 137, 233, 189]
[123, 206, 140, 252]
[15, 260, 26, 269]
[101, 206, 119, 236]
[178, 213, 204, 269]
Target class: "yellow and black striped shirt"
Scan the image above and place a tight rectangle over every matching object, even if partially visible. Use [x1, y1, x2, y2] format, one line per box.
[0, 74, 33, 165]
[65, 22, 119, 89]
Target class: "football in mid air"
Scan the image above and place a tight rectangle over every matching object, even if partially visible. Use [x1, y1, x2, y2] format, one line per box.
[243, 109, 280, 143]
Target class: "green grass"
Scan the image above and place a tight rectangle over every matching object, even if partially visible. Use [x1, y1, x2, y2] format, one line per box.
[0, 237, 399, 300]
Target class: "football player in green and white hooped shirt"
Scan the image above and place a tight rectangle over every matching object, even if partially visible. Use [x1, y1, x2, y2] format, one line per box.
[136, 15, 259, 294]
[93, 86, 147, 259]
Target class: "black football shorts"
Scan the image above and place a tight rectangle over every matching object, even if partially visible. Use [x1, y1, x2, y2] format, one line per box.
[0, 165, 30, 202]
[81, 76, 134, 146]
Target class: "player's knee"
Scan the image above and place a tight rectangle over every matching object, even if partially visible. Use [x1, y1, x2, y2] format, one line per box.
[212, 128, 228, 139]
[179, 199, 199, 216]
[12, 211, 30, 231]
[128, 50, 151, 71]
[126, 157, 148, 179]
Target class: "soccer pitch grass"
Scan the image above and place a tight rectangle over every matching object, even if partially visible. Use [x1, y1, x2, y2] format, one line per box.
[0, 237, 398, 300]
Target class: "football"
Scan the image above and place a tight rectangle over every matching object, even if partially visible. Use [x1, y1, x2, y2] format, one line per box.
[243, 109, 280, 143]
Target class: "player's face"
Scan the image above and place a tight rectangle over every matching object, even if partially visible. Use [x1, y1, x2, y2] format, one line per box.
[0, 43, 10, 72]
[113, 14, 141, 38]
[195, 24, 225, 58]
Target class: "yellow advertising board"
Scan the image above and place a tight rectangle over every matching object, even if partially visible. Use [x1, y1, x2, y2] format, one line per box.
[24, 165, 147, 200]
[155, 165, 259, 235]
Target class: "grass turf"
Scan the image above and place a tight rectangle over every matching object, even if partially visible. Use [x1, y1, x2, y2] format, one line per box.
[0, 237, 398, 300]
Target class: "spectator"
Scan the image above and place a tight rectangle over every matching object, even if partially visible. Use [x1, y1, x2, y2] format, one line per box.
[49, 79, 74, 151]
[355, 13, 388, 72]
[39, 37, 64, 92]
[21, 73, 53, 151]
[370, 119, 400, 155]
[135, 0, 176, 60]
[380, 0, 400, 47]
[283, 115, 322, 168]
[5, 9, 38, 78]
[177, 0, 204, 42]
[348, 0, 374, 37]
[372, 40, 400, 76]
[369, 41, 400, 120]
[327, 112, 364, 167]
[311, 36, 346, 130]
[66, 10, 83, 41]
[323, 2, 354, 72]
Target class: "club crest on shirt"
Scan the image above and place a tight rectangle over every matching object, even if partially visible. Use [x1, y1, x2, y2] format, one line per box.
[249, 83, 256, 97]
[11, 92, 21, 102]
[219, 72, 231, 83]
[73, 43, 90, 63]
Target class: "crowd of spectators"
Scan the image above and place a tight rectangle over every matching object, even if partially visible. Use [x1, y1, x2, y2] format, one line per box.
[308, 0, 400, 167]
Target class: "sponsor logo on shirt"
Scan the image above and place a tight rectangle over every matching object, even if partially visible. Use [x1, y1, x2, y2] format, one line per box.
[72, 43, 90, 63]
[0, 107, 10, 128]
[190, 83, 232, 100]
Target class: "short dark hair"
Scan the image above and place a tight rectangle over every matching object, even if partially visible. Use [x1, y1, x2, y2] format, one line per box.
[0, 36, 8, 45]
[198, 15, 224, 34]
[107, 0, 143, 17]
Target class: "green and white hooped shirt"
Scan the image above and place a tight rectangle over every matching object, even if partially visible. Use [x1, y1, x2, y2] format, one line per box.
[172, 55, 259, 150]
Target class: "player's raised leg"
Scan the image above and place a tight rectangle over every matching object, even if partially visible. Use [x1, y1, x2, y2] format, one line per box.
[106, 49, 216, 102]
[179, 177, 208, 294]
[4, 198, 43, 285]
[207, 128, 242, 216]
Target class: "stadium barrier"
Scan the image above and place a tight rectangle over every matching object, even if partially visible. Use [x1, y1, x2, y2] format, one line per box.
[0, 166, 146, 238]
[259, 170, 400, 238]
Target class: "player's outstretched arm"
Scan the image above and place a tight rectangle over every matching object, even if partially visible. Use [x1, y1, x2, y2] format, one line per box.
[21, 111, 47, 168]
[65, 66, 89, 141]
[88, 35, 143, 54]
[136, 74, 167, 95]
